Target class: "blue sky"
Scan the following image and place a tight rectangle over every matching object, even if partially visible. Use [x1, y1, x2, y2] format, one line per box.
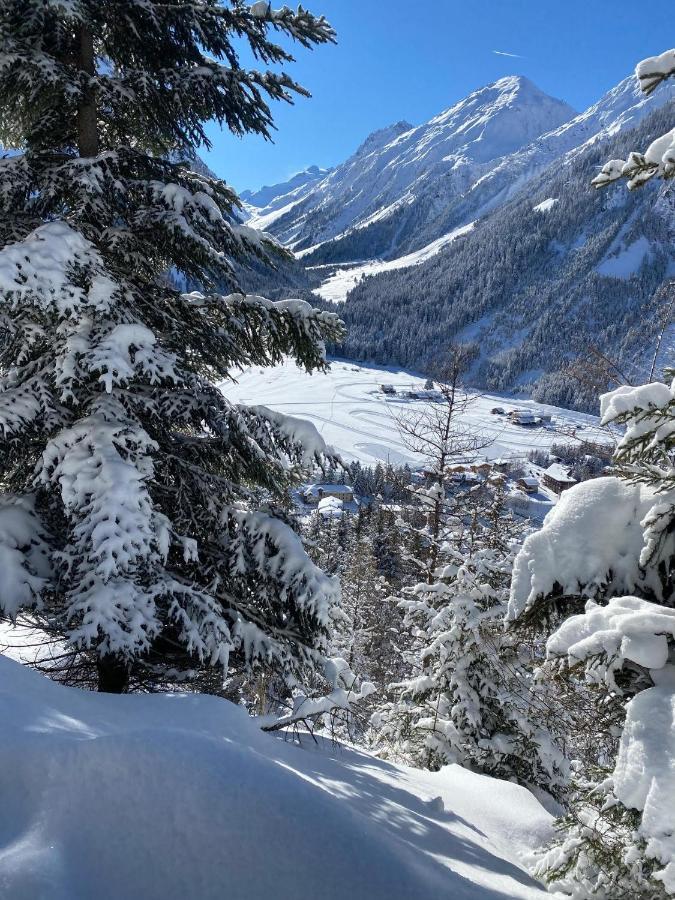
[202, 0, 673, 192]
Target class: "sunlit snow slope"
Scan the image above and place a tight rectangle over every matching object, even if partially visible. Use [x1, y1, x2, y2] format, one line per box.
[0, 653, 559, 900]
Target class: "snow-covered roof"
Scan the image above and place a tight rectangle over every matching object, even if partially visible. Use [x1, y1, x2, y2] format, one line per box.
[544, 464, 576, 483]
[317, 496, 344, 519]
[519, 476, 539, 487]
[318, 496, 343, 507]
[304, 483, 353, 496]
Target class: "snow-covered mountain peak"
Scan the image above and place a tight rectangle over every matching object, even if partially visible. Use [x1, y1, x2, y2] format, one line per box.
[460, 70, 675, 227]
[426, 75, 575, 159]
[240, 164, 332, 209]
[355, 121, 414, 157]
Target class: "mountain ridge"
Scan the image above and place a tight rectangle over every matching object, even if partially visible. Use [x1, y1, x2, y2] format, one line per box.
[237, 71, 675, 411]
[331, 102, 675, 411]
[246, 75, 575, 261]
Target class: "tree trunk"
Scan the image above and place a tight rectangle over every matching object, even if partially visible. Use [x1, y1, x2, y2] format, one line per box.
[97, 654, 130, 693]
[77, 24, 98, 157]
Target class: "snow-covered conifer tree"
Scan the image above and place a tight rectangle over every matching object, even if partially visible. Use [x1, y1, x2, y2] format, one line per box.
[0, 0, 343, 692]
[510, 50, 675, 898]
[376, 482, 567, 793]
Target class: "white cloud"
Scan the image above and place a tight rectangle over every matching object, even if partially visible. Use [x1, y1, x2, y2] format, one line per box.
[492, 49, 525, 59]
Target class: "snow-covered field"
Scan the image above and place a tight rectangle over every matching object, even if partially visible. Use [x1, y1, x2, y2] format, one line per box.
[224, 357, 612, 468]
[0, 652, 558, 899]
[309, 222, 475, 304]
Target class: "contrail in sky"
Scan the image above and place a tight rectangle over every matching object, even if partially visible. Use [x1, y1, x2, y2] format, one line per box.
[492, 49, 525, 59]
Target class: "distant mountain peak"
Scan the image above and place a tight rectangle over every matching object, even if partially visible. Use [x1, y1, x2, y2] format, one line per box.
[354, 121, 413, 157]
[429, 75, 575, 130]
[240, 164, 331, 209]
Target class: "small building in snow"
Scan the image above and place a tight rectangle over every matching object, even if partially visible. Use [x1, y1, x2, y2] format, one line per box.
[304, 484, 354, 504]
[542, 464, 577, 494]
[509, 410, 537, 426]
[491, 458, 511, 472]
[317, 496, 344, 519]
[380, 384, 396, 395]
[516, 476, 539, 494]
[416, 389, 444, 402]
[490, 407, 505, 415]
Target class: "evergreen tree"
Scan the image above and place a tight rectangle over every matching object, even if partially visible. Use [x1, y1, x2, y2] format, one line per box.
[375, 481, 567, 792]
[511, 51, 675, 898]
[332, 534, 396, 678]
[371, 506, 403, 585]
[0, 0, 342, 692]
[394, 348, 492, 582]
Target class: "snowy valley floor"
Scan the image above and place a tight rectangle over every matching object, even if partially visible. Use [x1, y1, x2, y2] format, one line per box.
[0, 652, 560, 900]
[224, 357, 609, 469]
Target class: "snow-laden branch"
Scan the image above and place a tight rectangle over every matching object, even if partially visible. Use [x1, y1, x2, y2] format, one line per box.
[507, 477, 659, 622]
[547, 595, 675, 688]
[592, 49, 675, 189]
[259, 657, 376, 732]
[546, 595, 675, 892]
[0, 496, 51, 618]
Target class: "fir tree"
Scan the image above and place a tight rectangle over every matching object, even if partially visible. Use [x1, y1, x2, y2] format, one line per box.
[0, 0, 343, 692]
[511, 51, 675, 898]
[375, 481, 567, 792]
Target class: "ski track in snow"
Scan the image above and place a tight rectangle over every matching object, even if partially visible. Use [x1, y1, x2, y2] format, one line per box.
[223, 358, 612, 468]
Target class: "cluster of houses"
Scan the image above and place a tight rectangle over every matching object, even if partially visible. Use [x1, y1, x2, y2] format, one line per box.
[301, 454, 579, 521]
[443, 458, 510, 484]
[516, 463, 577, 495]
[428, 455, 578, 498]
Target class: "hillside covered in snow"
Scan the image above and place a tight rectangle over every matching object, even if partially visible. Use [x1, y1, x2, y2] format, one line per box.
[0, 652, 557, 900]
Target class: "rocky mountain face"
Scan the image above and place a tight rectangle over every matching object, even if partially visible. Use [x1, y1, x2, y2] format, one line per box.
[245, 77, 575, 261]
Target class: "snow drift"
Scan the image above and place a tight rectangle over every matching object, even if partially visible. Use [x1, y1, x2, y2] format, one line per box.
[0, 653, 555, 899]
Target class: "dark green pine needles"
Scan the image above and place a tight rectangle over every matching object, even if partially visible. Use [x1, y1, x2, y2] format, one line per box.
[0, 0, 343, 693]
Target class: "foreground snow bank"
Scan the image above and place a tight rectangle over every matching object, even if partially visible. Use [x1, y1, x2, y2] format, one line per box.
[0, 653, 555, 899]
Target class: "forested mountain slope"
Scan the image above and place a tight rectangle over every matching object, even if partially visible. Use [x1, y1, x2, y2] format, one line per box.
[332, 103, 675, 411]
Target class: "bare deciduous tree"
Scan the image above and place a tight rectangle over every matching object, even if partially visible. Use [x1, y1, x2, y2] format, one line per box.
[393, 347, 492, 581]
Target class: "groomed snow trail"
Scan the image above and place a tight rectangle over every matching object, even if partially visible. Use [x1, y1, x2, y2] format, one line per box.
[224, 357, 610, 467]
